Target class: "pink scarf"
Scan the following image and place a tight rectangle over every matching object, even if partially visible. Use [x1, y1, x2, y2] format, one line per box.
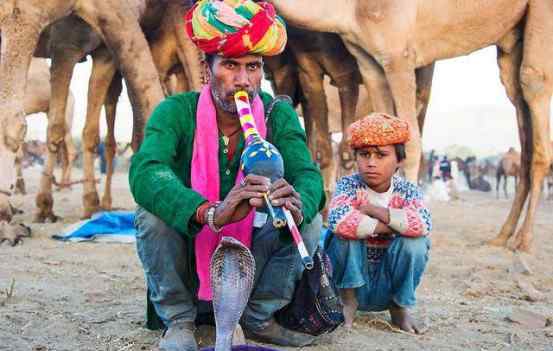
[191, 85, 266, 301]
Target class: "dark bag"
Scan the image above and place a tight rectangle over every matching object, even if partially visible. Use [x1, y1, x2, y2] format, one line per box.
[275, 248, 344, 335]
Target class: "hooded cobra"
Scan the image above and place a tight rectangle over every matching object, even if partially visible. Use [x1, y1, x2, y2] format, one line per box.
[210, 236, 256, 351]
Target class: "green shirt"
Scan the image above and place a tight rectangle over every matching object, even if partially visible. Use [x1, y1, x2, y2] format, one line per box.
[129, 91, 325, 238]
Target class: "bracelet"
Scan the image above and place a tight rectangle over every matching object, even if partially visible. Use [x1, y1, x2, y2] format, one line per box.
[195, 202, 210, 225]
[206, 202, 223, 233]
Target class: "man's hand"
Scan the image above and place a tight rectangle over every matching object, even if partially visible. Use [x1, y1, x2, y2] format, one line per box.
[213, 174, 270, 227]
[267, 178, 303, 225]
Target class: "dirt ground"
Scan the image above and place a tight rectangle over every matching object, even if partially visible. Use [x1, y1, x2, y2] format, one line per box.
[1, 167, 553, 351]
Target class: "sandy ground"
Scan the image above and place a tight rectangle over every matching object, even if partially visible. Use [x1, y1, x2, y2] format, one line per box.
[1, 167, 553, 351]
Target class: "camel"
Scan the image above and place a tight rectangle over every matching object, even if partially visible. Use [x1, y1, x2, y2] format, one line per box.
[31, 1, 202, 221]
[0, 0, 166, 228]
[265, 26, 434, 193]
[11, 58, 77, 196]
[267, 0, 553, 252]
[264, 27, 361, 196]
[496, 148, 521, 199]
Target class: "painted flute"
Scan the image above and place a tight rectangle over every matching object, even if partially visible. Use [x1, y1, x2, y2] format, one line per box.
[234, 90, 314, 270]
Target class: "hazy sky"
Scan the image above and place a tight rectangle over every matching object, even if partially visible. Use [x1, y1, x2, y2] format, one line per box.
[25, 46, 553, 157]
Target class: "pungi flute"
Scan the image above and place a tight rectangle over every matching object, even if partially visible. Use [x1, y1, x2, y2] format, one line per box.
[234, 91, 314, 270]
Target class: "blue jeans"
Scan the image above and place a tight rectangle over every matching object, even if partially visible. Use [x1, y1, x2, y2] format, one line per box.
[325, 233, 430, 311]
[135, 207, 321, 329]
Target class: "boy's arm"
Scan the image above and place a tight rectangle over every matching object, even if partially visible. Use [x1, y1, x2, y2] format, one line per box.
[361, 187, 432, 237]
[328, 177, 383, 240]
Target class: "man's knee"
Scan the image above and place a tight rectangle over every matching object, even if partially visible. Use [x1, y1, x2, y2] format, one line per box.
[135, 207, 178, 241]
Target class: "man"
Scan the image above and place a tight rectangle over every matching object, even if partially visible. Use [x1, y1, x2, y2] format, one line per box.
[325, 113, 432, 333]
[440, 155, 452, 181]
[128, 1, 325, 350]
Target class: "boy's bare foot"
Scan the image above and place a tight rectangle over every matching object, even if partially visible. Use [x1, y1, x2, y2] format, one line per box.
[340, 288, 358, 328]
[389, 303, 426, 334]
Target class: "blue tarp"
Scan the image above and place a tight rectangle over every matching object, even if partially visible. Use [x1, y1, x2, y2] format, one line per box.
[52, 211, 136, 243]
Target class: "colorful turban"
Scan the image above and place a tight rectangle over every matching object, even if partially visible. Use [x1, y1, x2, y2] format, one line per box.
[185, 0, 287, 57]
[347, 113, 410, 148]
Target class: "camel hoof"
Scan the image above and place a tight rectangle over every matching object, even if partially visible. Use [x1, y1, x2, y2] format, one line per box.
[487, 237, 508, 247]
[508, 234, 533, 253]
[0, 222, 31, 246]
[100, 198, 112, 211]
[82, 192, 100, 219]
[33, 212, 60, 223]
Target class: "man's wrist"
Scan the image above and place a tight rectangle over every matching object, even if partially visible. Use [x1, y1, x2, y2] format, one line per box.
[195, 201, 210, 225]
[206, 201, 223, 232]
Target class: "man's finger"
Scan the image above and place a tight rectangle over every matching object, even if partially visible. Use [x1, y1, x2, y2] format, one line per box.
[241, 184, 270, 194]
[285, 200, 303, 223]
[244, 174, 271, 186]
[269, 178, 288, 191]
[238, 190, 266, 200]
[269, 185, 294, 201]
[249, 198, 264, 208]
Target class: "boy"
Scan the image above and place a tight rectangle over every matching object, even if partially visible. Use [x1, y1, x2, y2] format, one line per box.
[326, 113, 432, 333]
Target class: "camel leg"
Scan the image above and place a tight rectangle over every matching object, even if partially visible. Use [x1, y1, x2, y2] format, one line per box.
[0, 20, 42, 219]
[415, 63, 435, 134]
[34, 148, 60, 223]
[47, 48, 83, 153]
[171, 3, 204, 92]
[0, 19, 44, 153]
[82, 48, 117, 219]
[14, 148, 25, 195]
[489, 41, 530, 247]
[100, 73, 122, 211]
[76, 2, 164, 152]
[334, 74, 360, 173]
[296, 59, 333, 179]
[344, 42, 394, 113]
[504, 174, 509, 198]
[380, 50, 419, 181]
[34, 49, 81, 217]
[166, 65, 190, 95]
[509, 2, 553, 251]
[60, 92, 77, 189]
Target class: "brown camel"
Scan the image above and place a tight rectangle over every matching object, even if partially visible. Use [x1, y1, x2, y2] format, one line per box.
[268, 0, 553, 252]
[12, 58, 77, 196]
[32, 1, 202, 221]
[0, 0, 166, 228]
[496, 148, 521, 199]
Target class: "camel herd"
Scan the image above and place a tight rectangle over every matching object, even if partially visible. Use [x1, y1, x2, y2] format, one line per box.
[1, 0, 552, 252]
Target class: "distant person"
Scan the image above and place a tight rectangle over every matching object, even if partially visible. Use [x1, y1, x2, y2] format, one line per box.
[439, 155, 451, 180]
[97, 141, 107, 175]
[426, 150, 436, 183]
[325, 113, 432, 334]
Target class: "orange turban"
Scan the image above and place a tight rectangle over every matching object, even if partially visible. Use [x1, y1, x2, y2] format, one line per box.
[185, 0, 287, 58]
[348, 113, 410, 148]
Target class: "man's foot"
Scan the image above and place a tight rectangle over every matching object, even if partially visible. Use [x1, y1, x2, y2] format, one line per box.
[340, 288, 358, 328]
[159, 320, 198, 351]
[389, 304, 425, 334]
[243, 318, 316, 347]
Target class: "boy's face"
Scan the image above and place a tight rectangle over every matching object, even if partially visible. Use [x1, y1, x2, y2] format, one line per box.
[355, 145, 400, 191]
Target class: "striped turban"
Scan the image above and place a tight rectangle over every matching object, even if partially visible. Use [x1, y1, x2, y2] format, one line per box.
[185, 0, 287, 57]
[348, 113, 410, 149]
